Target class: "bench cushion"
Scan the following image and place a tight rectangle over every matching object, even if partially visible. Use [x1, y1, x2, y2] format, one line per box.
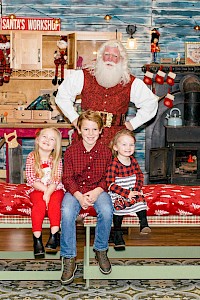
[0, 183, 32, 216]
[80, 184, 200, 218]
[0, 183, 200, 218]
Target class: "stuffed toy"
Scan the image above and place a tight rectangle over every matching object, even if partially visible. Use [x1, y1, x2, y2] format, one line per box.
[52, 36, 68, 86]
[0, 35, 12, 86]
[151, 29, 160, 63]
[41, 163, 51, 186]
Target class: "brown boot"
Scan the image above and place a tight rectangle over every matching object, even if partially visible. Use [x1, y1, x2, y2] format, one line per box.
[94, 250, 112, 274]
[61, 257, 77, 285]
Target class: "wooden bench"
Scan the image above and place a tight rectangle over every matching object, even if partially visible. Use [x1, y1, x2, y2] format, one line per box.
[83, 215, 200, 287]
[1, 183, 200, 283]
[0, 215, 63, 280]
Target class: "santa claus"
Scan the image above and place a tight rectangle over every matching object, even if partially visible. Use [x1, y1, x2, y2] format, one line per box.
[55, 39, 158, 145]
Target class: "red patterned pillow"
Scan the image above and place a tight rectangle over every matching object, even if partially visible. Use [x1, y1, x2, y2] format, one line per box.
[79, 206, 97, 218]
[0, 183, 32, 216]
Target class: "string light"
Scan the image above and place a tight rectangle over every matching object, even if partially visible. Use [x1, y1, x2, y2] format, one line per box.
[104, 14, 112, 22]
[8, 13, 16, 19]
[53, 18, 61, 25]
[4, 4, 61, 24]
[194, 25, 200, 30]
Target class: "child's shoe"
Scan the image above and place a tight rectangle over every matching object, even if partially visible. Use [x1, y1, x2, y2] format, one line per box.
[45, 231, 59, 253]
[33, 234, 45, 259]
[113, 230, 125, 251]
[140, 226, 151, 235]
[137, 210, 151, 235]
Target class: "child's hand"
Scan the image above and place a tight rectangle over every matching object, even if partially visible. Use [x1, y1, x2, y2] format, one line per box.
[43, 192, 50, 207]
[128, 190, 143, 201]
[84, 187, 103, 205]
[80, 195, 91, 210]
[75, 192, 91, 210]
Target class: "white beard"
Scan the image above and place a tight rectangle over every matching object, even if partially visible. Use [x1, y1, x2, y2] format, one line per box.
[95, 60, 123, 88]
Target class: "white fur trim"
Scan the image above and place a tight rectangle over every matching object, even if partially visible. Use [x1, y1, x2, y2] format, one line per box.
[145, 71, 154, 78]
[168, 71, 176, 79]
[166, 93, 174, 101]
[157, 70, 166, 77]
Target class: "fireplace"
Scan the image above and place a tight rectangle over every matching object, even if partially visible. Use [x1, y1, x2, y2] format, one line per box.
[144, 65, 200, 185]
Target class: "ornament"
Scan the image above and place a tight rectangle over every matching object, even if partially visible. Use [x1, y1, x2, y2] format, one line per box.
[0, 35, 12, 86]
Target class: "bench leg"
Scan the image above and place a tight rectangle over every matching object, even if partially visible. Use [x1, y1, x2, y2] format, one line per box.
[84, 226, 91, 287]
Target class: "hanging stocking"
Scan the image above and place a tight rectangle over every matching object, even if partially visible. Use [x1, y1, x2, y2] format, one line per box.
[166, 67, 176, 86]
[143, 70, 154, 85]
[164, 90, 174, 108]
[155, 67, 166, 85]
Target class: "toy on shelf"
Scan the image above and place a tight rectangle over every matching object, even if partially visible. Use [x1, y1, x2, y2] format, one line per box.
[25, 94, 53, 111]
[52, 36, 68, 86]
[151, 29, 160, 63]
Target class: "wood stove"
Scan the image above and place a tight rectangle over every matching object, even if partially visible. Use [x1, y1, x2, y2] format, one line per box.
[143, 64, 200, 185]
[149, 127, 200, 185]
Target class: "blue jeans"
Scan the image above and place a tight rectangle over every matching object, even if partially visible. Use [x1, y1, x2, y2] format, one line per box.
[60, 191, 113, 258]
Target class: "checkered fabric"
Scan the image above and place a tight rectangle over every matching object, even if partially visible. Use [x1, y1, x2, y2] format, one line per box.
[83, 215, 200, 227]
[0, 215, 50, 224]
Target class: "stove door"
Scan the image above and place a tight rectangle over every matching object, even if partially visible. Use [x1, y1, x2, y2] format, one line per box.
[149, 148, 170, 182]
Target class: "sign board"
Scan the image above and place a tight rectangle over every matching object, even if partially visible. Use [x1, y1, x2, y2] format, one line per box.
[0, 17, 61, 31]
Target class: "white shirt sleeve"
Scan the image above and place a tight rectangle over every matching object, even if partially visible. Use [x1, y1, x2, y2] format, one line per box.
[129, 78, 159, 130]
[55, 69, 84, 123]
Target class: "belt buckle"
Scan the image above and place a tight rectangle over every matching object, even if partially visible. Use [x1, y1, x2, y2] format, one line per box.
[104, 112, 113, 128]
[98, 111, 113, 128]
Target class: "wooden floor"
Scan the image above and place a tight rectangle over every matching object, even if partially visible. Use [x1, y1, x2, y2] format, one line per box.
[0, 226, 199, 260]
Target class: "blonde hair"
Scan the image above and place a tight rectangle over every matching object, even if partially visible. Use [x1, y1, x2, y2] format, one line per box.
[77, 109, 104, 131]
[34, 127, 62, 179]
[95, 40, 131, 85]
[109, 129, 136, 157]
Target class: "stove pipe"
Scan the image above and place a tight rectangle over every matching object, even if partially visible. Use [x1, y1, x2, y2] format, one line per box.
[184, 91, 200, 126]
[180, 75, 200, 126]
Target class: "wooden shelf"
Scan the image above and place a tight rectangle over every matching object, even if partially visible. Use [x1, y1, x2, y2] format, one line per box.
[142, 64, 200, 74]
[10, 69, 59, 80]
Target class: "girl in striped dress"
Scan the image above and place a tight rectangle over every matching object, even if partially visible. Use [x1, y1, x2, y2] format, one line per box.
[106, 129, 151, 251]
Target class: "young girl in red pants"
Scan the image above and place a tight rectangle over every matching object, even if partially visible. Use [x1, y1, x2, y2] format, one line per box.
[26, 127, 65, 258]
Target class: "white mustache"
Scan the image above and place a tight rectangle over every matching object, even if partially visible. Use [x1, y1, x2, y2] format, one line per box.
[104, 61, 116, 67]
